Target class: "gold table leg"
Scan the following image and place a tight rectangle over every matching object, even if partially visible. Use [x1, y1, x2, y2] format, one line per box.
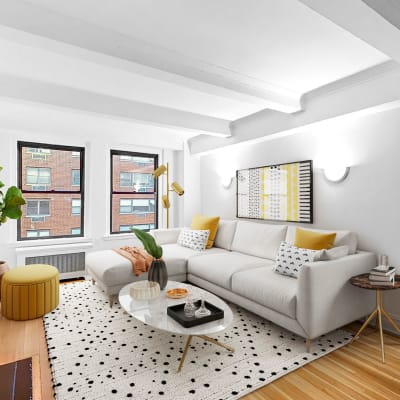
[177, 335, 235, 372]
[197, 335, 235, 352]
[352, 289, 400, 363]
[376, 290, 385, 363]
[177, 335, 193, 373]
[352, 308, 378, 340]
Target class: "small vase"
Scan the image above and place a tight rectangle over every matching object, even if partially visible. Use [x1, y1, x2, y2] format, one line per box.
[148, 259, 168, 290]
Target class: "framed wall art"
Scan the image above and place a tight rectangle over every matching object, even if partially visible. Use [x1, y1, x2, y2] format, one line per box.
[236, 160, 313, 223]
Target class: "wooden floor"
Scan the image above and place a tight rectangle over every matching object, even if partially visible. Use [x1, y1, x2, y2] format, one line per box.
[1, 311, 400, 399]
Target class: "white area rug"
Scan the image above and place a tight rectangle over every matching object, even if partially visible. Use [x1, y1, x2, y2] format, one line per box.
[44, 281, 352, 400]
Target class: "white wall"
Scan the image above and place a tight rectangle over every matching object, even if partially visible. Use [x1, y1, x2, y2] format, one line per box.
[0, 129, 184, 267]
[199, 107, 400, 324]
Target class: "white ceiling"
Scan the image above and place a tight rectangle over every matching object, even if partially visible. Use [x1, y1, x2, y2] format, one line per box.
[0, 0, 398, 151]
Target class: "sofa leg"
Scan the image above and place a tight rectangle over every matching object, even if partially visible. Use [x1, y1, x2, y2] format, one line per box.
[306, 338, 311, 353]
[109, 295, 115, 308]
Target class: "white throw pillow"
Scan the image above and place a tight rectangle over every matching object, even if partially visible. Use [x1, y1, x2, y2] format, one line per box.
[316, 245, 350, 261]
[177, 229, 210, 251]
[274, 241, 319, 278]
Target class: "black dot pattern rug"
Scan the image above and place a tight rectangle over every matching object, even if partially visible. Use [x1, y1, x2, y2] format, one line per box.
[44, 281, 352, 400]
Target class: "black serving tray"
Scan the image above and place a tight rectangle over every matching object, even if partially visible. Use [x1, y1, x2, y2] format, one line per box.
[167, 300, 224, 328]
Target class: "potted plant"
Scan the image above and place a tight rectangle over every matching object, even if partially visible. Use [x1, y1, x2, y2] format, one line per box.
[0, 166, 26, 225]
[0, 165, 26, 296]
[132, 229, 168, 290]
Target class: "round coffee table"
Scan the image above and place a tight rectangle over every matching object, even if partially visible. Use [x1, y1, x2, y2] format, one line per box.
[350, 273, 400, 362]
[119, 281, 234, 372]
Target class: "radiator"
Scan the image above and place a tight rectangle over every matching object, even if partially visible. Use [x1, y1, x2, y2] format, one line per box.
[25, 252, 86, 280]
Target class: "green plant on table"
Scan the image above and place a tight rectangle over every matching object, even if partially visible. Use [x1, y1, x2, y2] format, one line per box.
[132, 229, 163, 259]
[0, 166, 26, 225]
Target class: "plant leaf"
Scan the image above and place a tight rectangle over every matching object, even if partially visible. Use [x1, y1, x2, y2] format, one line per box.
[4, 186, 26, 204]
[3, 206, 22, 219]
[132, 229, 163, 259]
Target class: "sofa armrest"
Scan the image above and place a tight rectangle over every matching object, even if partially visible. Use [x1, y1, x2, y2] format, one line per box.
[150, 228, 182, 245]
[297, 251, 376, 339]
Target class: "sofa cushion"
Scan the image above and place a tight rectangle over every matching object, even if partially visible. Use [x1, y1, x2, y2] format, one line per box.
[317, 245, 350, 261]
[274, 242, 319, 278]
[294, 228, 336, 250]
[162, 243, 226, 271]
[86, 250, 136, 287]
[231, 221, 288, 260]
[177, 228, 210, 251]
[232, 266, 298, 319]
[86, 247, 191, 287]
[214, 219, 237, 250]
[190, 215, 220, 248]
[285, 226, 358, 254]
[188, 252, 271, 290]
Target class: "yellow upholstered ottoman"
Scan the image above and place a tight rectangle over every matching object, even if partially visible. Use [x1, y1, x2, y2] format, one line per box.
[1, 264, 59, 321]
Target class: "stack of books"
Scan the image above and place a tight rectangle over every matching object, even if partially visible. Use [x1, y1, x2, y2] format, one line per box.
[369, 266, 396, 286]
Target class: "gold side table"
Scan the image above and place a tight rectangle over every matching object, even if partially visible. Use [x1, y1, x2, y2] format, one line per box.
[350, 273, 400, 362]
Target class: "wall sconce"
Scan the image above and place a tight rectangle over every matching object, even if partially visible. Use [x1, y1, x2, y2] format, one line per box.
[153, 163, 184, 228]
[221, 176, 233, 189]
[323, 165, 350, 183]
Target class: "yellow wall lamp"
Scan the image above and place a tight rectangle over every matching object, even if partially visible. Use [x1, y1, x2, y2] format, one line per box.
[152, 163, 184, 228]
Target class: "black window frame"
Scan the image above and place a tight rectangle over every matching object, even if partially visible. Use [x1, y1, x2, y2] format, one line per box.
[17, 141, 85, 241]
[110, 149, 158, 234]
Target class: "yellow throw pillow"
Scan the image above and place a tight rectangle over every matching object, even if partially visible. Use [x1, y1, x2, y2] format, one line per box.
[190, 215, 220, 249]
[294, 228, 336, 250]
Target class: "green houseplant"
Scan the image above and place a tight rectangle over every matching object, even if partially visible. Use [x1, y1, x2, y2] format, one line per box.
[133, 228, 168, 289]
[0, 166, 25, 225]
[0, 166, 26, 294]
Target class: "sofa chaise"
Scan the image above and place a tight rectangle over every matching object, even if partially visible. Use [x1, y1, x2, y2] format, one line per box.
[86, 220, 376, 350]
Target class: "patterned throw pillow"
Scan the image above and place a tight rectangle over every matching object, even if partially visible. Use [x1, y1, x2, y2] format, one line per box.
[177, 229, 210, 251]
[274, 241, 319, 278]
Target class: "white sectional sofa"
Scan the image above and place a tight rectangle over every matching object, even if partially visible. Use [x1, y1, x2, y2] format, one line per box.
[86, 219, 376, 348]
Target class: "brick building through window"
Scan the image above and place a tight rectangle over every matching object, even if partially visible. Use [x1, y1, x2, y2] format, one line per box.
[18, 142, 84, 240]
[110, 150, 158, 233]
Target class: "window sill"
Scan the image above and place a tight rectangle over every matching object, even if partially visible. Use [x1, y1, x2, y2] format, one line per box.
[103, 233, 137, 241]
[11, 237, 93, 249]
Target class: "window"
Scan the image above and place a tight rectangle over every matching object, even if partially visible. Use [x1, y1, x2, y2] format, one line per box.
[18, 141, 85, 240]
[119, 199, 154, 214]
[71, 169, 80, 186]
[119, 224, 155, 232]
[26, 148, 51, 160]
[31, 185, 48, 191]
[119, 155, 154, 168]
[119, 172, 153, 191]
[26, 167, 51, 185]
[119, 155, 132, 162]
[26, 230, 50, 238]
[26, 199, 50, 217]
[111, 150, 158, 234]
[71, 199, 81, 215]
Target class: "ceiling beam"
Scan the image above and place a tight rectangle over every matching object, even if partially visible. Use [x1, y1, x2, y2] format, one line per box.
[189, 63, 400, 154]
[0, 74, 231, 137]
[0, 1, 302, 113]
